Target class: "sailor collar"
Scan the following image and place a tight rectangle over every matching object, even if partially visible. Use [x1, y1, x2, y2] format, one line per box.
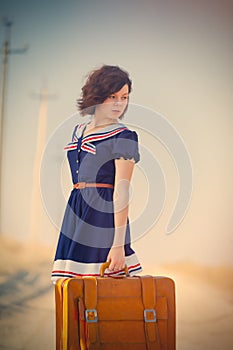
[74, 122, 128, 155]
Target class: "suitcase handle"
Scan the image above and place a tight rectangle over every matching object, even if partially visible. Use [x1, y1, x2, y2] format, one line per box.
[100, 262, 130, 277]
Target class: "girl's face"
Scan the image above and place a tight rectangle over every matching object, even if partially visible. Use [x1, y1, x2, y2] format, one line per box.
[95, 84, 129, 120]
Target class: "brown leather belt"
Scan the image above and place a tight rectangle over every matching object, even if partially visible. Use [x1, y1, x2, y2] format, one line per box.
[73, 182, 114, 189]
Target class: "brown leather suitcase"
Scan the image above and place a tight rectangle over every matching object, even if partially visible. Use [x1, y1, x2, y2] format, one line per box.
[55, 263, 176, 350]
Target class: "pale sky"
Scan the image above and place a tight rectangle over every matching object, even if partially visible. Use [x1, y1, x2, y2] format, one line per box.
[0, 0, 233, 267]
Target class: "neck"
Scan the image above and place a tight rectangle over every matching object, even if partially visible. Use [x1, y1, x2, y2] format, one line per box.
[91, 116, 118, 128]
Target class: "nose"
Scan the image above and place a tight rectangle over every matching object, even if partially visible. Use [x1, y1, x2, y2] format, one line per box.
[114, 98, 122, 105]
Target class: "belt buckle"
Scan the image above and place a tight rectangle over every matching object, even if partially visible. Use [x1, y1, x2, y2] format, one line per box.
[77, 182, 86, 189]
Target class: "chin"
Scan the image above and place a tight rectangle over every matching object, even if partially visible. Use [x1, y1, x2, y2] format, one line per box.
[109, 114, 120, 121]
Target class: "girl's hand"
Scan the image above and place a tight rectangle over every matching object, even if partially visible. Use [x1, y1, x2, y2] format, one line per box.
[107, 246, 125, 271]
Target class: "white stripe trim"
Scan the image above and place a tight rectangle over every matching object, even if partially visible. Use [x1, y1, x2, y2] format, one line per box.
[64, 143, 78, 151]
[51, 254, 142, 281]
[82, 127, 127, 143]
[81, 126, 128, 155]
[81, 143, 96, 154]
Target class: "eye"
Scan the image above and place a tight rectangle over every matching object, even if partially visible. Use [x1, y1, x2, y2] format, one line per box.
[108, 95, 115, 99]
[122, 96, 128, 100]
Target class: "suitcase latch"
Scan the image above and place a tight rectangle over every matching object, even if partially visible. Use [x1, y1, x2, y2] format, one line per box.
[85, 309, 98, 323]
[144, 309, 157, 323]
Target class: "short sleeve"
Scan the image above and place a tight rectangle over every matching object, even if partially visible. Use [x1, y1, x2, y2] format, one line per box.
[112, 129, 140, 163]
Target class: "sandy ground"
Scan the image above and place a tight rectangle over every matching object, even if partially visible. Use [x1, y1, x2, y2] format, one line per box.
[0, 236, 233, 350]
[0, 236, 55, 350]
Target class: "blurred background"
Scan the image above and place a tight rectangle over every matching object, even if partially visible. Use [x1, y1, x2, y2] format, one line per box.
[0, 0, 232, 349]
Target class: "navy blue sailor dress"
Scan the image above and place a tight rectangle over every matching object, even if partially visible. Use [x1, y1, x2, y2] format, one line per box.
[51, 122, 142, 282]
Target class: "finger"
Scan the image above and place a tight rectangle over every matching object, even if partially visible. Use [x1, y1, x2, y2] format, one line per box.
[113, 266, 124, 271]
[108, 262, 115, 271]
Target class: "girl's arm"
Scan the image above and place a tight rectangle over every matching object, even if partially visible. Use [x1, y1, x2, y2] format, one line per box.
[107, 158, 135, 271]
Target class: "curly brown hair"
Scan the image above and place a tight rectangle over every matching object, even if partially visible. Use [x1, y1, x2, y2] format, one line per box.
[77, 65, 132, 116]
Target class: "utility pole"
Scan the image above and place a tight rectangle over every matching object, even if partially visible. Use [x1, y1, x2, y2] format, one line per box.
[30, 86, 55, 245]
[0, 19, 28, 233]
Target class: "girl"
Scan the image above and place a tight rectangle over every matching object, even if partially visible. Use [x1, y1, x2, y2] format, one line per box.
[51, 65, 142, 281]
